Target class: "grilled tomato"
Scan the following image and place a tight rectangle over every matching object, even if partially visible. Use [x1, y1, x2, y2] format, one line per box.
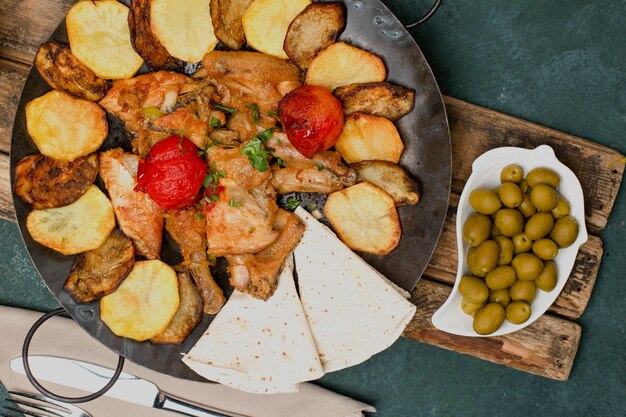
[278, 85, 343, 158]
[136, 136, 207, 210]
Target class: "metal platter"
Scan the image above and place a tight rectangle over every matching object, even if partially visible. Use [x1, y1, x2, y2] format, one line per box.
[10, 0, 451, 380]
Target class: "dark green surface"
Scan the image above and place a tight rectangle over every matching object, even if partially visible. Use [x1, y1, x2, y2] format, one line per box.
[1, 1, 625, 416]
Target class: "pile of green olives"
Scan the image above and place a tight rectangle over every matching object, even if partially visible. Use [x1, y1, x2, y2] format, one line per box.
[460, 165, 579, 335]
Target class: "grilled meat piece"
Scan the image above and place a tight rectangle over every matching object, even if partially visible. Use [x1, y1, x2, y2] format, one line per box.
[100, 148, 164, 259]
[206, 145, 271, 190]
[271, 159, 344, 194]
[226, 209, 304, 300]
[205, 178, 278, 257]
[35, 41, 109, 101]
[165, 206, 225, 314]
[14, 153, 99, 209]
[64, 229, 135, 303]
[210, 0, 254, 50]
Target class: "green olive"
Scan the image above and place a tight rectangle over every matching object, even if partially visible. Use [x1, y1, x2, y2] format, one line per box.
[525, 212, 555, 240]
[506, 301, 532, 324]
[473, 240, 501, 275]
[510, 280, 537, 303]
[526, 167, 560, 188]
[518, 194, 537, 218]
[459, 276, 489, 304]
[551, 196, 570, 219]
[489, 288, 511, 307]
[467, 248, 486, 277]
[530, 184, 559, 212]
[500, 164, 523, 184]
[462, 298, 485, 317]
[550, 216, 579, 248]
[498, 182, 523, 208]
[491, 222, 502, 237]
[536, 261, 558, 292]
[532, 238, 559, 260]
[463, 213, 492, 247]
[485, 265, 517, 290]
[494, 208, 525, 237]
[519, 180, 529, 193]
[468, 189, 502, 215]
[473, 303, 506, 335]
[494, 235, 514, 265]
[511, 253, 544, 281]
[512, 233, 533, 254]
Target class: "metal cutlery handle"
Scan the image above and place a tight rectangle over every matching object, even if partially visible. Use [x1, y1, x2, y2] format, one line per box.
[157, 393, 243, 417]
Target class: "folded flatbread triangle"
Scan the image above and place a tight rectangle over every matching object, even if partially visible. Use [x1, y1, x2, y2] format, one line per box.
[293, 208, 417, 373]
[182, 256, 324, 394]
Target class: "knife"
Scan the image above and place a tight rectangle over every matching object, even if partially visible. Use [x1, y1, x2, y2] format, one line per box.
[10, 356, 246, 417]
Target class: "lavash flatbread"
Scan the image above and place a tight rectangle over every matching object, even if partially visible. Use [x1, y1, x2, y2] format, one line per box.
[182, 256, 323, 394]
[293, 207, 417, 373]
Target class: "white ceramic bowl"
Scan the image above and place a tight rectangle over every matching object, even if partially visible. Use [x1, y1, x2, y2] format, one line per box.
[431, 145, 588, 337]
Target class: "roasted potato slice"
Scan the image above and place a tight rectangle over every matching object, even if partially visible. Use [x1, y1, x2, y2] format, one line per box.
[64, 229, 136, 303]
[151, 271, 203, 345]
[305, 42, 386, 90]
[210, 0, 254, 50]
[150, 0, 218, 63]
[67, 0, 144, 79]
[26, 186, 116, 255]
[242, 0, 311, 59]
[283, 2, 345, 70]
[35, 41, 109, 101]
[333, 82, 415, 121]
[335, 112, 404, 164]
[128, 0, 180, 70]
[324, 182, 401, 255]
[26, 90, 108, 162]
[351, 160, 421, 206]
[101, 260, 180, 341]
[14, 153, 99, 210]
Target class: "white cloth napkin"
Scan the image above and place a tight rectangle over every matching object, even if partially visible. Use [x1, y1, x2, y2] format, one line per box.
[0, 306, 375, 417]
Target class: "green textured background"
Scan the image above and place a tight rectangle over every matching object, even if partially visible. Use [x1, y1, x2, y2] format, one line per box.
[1, 1, 625, 416]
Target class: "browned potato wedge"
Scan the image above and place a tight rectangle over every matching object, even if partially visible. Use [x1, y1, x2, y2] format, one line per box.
[324, 182, 401, 255]
[101, 260, 179, 341]
[242, 0, 311, 59]
[333, 82, 415, 121]
[151, 271, 203, 345]
[14, 153, 99, 209]
[26, 186, 116, 255]
[305, 42, 386, 90]
[335, 112, 404, 164]
[128, 0, 180, 70]
[210, 0, 254, 50]
[283, 2, 345, 70]
[26, 90, 108, 162]
[351, 160, 421, 206]
[67, 0, 144, 79]
[35, 41, 109, 101]
[150, 0, 218, 63]
[64, 229, 136, 303]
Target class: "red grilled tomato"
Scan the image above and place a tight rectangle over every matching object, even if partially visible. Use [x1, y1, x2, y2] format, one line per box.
[136, 136, 207, 210]
[278, 85, 344, 158]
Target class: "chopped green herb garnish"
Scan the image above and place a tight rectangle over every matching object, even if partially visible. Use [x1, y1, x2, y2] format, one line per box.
[203, 173, 213, 188]
[241, 137, 271, 172]
[228, 199, 242, 207]
[217, 169, 226, 178]
[140, 106, 163, 120]
[268, 110, 278, 117]
[211, 194, 220, 202]
[256, 128, 274, 142]
[194, 212, 204, 221]
[214, 103, 237, 114]
[276, 157, 285, 167]
[248, 227, 256, 233]
[276, 139, 282, 145]
[286, 196, 302, 211]
[245, 102, 259, 124]
[207, 253, 217, 266]
[210, 117, 221, 127]
[315, 163, 324, 171]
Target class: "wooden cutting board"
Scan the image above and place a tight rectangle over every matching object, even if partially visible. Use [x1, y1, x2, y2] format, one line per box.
[0, 0, 624, 382]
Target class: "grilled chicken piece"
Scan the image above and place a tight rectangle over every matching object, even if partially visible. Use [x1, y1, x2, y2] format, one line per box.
[210, 0, 254, 50]
[206, 145, 270, 190]
[205, 178, 278, 257]
[226, 209, 304, 300]
[35, 41, 109, 101]
[100, 148, 164, 259]
[266, 132, 356, 186]
[200, 51, 301, 139]
[271, 160, 344, 194]
[99, 71, 213, 154]
[14, 153, 99, 209]
[165, 206, 225, 314]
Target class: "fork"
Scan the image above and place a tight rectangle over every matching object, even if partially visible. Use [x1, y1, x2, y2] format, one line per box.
[1, 391, 91, 417]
